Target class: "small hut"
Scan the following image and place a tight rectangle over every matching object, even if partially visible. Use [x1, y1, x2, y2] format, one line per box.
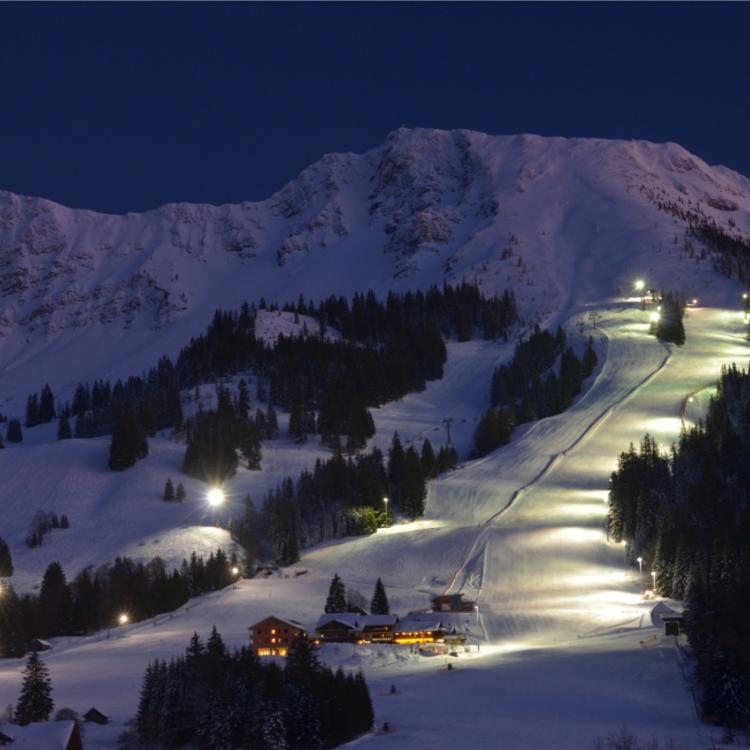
[29, 639, 52, 653]
[83, 707, 109, 725]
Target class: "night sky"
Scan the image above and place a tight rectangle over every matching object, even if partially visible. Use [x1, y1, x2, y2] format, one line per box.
[2, 2, 749, 214]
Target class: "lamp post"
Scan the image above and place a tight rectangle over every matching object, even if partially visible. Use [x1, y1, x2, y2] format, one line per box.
[637, 556, 643, 589]
[118, 613, 129, 639]
[383, 496, 389, 526]
[231, 566, 240, 590]
[651, 570, 657, 593]
[474, 604, 479, 628]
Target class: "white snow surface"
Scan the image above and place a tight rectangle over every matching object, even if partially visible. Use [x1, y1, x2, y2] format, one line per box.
[2, 129, 750, 748]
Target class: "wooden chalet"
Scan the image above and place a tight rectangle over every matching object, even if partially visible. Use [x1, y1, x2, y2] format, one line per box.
[359, 615, 398, 643]
[83, 708, 109, 725]
[249, 616, 308, 656]
[316, 614, 360, 643]
[430, 593, 475, 613]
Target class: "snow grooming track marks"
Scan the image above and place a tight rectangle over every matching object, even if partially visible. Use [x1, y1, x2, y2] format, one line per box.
[443, 322, 673, 615]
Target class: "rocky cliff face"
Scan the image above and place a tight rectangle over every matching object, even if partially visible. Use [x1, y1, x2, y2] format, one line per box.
[2, 127, 749, 403]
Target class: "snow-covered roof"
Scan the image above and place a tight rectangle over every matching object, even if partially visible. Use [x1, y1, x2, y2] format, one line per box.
[250, 615, 305, 630]
[396, 618, 444, 633]
[651, 602, 683, 620]
[0, 721, 76, 748]
[316, 613, 398, 630]
[31, 639, 52, 647]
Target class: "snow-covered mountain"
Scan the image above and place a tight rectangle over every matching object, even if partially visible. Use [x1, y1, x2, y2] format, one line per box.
[2, 128, 750, 409]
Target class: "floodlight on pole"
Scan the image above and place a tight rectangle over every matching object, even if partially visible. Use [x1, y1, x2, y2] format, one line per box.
[649, 311, 660, 323]
[383, 496, 389, 525]
[634, 279, 645, 293]
[637, 556, 643, 588]
[651, 570, 656, 591]
[207, 487, 225, 507]
[231, 566, 240, 576]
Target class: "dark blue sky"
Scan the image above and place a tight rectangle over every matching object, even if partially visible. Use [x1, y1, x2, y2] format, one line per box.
[2, 2, 749, 214]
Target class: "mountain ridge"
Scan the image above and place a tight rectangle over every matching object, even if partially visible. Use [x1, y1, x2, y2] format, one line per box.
[2, 127, 749, 408]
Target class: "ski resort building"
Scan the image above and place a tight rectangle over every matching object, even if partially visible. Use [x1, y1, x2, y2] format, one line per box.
[430, 593, 476, 613]
[249, 616, 308, 656]
[315, 612, 454, 645]
[315, 613, 399, 643]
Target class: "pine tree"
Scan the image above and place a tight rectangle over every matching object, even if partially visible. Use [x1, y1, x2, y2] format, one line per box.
[262, 704, 288, 750]
[6, 419, 23, 443]
[109, 405, 149, 471]
[370, 578, 390, 615]
[420, 439, 436, 478]
[39, 385, 56, 423]
[57, 415, 72, 440]
[324, 574, 347, 613]
[237, 379, 251, 421]
[25, 394, 40, 428]
[15, 651, 54, 725]
[0, 536, 13, 577]
[163, 478, 175, 502]
[266, 404, 279, 439]
[175, 482, 186, 502]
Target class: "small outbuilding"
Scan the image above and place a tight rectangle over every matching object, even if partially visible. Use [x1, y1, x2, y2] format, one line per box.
[651, 602, 684, 636]
[0, 731, 14, 747]
[430, 593, 475, 613]
[29, 639, 52, 653]
[83, 708, 109, 725]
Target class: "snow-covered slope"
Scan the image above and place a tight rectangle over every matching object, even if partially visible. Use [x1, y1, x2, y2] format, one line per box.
[2, 130, 750, 748]
[3, 128, 750, 409]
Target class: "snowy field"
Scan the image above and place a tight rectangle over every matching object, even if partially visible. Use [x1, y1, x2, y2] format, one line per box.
[1, 292, 748, 748]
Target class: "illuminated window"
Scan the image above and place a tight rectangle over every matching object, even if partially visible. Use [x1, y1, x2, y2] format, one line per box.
[271, 629, 276, 635]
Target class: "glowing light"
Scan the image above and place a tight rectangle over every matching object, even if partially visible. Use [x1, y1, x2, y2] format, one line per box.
[207, 487, 225, 507]
[231, 566, 240, 576]
[743, 292, 749, 300]
[692, 298, 698, 306]
[118, 613, 129, 625]
[649, 311, 660, 323]
[634, 279, 645, 292]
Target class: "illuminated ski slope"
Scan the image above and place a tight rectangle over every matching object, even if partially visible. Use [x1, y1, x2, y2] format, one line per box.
[1, 299, 745, 749]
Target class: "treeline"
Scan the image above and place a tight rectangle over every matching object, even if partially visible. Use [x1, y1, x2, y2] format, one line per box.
[233, 435, 458, 566]
[18, 283, 516, 472]
[286, 283, 518, 343]
[472, 326, 597, 457]
[0, 549, 238, 657]
[136, 630, 373, 750]
[651, 291, 686, 346]
[608, 364, 750, 729]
